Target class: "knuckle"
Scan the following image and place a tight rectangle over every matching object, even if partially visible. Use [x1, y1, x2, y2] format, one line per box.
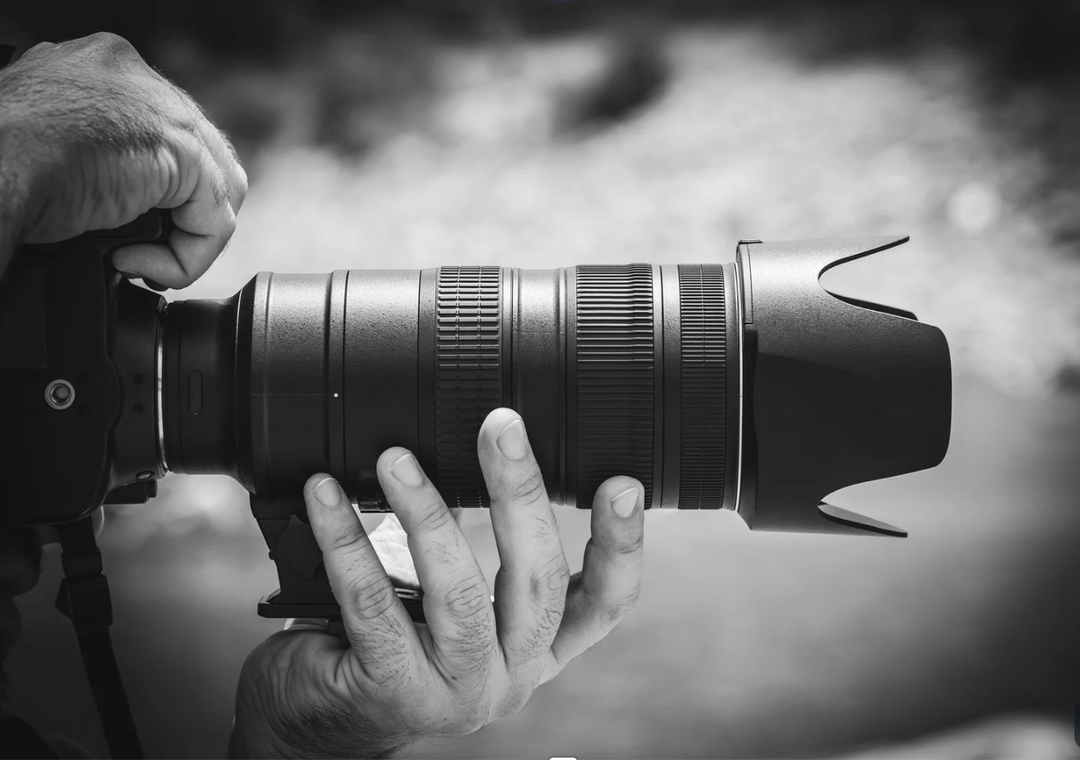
[344, 575, 400, 621]
[88, 32, 139, 61]
[444, 577, 490, 620]
[602, 588, 641, 627]
[529, 554, 570, 607]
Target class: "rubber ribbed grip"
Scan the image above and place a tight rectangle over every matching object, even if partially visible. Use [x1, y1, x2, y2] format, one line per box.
[575, 265, 654, 508]
[435, 266, 501, 507]
[678, 264, 726, 508]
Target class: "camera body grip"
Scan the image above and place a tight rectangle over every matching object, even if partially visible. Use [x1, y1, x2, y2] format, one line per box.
[1, 211, 170, 526]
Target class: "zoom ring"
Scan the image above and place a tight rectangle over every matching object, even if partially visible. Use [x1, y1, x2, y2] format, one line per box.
[678, 264, 726, 508]
[435, 266, 502, 507]
[575, 265, 655, 509]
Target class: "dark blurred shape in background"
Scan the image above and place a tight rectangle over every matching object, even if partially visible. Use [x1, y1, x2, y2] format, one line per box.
[3, 2, 1080, 758]
[555, 21, 670, 135]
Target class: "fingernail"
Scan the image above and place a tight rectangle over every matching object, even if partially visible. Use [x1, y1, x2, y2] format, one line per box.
[611, 487, 639, 518]
[391, 452, 425, 487]
[313, 477, 341, 507]
[496, 419, 527, 460]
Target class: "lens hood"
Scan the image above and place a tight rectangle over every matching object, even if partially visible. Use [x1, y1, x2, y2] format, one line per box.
[735, 237, 952, 537]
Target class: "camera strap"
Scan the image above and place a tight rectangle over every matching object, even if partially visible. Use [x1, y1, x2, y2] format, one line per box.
[55, 517, 144, 760]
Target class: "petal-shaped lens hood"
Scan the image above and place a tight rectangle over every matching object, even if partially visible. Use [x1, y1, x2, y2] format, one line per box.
[735, 237, 952, 536]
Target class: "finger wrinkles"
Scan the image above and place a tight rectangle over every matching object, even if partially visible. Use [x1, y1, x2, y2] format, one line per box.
[411, 501, 456, 536]
[422, 535, 463, 569]
[528, 552, 570, 611]
[160, 129, 204, 208]
[443, 577, 492, 622]
[576, 555, 640, 629]
[495, 513, 564, 597]
[151, 141, 183, 208]
[342, 574, 401, 622]
[505, 467, 547, 506]
[324, 521, 368, 554]
[609, 529, 645, 556]
[599, 588, 641, 628]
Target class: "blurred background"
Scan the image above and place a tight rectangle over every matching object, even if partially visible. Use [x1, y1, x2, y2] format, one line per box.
[4, 1, 1080, 757]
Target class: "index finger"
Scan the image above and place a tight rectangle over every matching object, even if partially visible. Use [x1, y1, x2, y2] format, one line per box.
[303, 473, 423, 685]
[111, 130, 235, 288]
[375, 447, 497, 683]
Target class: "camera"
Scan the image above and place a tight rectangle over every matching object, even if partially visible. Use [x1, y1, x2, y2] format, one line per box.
[0, 210, 951, 620]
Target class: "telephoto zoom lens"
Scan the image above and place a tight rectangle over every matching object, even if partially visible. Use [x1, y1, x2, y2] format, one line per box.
[162, 263, 738, 510]
[160, 237, 951, 536]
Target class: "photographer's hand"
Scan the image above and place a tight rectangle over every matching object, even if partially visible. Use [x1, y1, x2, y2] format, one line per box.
[229, 408, 646, 759]
[0, 32, 246, 284]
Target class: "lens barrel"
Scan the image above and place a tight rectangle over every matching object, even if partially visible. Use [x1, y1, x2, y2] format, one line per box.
[162, 264, 741, 511]
[159, 237, 951, 536]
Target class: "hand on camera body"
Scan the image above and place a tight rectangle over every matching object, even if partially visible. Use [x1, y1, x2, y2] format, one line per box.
[0, 29, 241, 723]
[0, 31, 246, 284]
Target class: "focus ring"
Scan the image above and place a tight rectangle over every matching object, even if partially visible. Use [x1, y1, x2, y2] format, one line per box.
[678, 264, 726, 508]
[435, 266, 502, 507]
[575, 265, 655, 508]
